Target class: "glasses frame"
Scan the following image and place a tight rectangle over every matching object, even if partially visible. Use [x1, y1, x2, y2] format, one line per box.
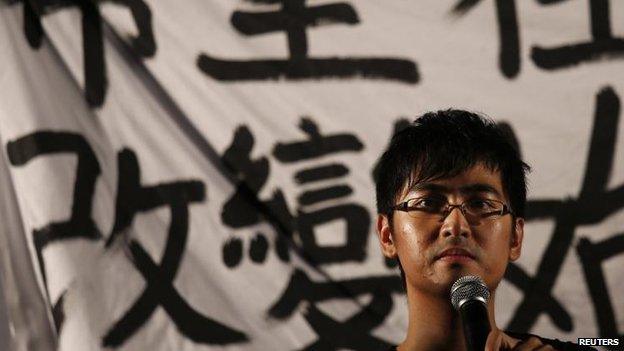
[391, 197, 514, 222]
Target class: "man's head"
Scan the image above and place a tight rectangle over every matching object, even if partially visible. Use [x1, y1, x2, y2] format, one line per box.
[374, 109, 530, 295]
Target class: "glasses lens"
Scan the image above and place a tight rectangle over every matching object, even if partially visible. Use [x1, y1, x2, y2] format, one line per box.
[405, 197, 447, 218]
[463, 199, 504, 218]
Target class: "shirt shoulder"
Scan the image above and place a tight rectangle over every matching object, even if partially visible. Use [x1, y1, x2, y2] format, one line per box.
[506, 331, 599, 351]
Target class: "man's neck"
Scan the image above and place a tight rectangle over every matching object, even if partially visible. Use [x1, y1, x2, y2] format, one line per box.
[398, 287, 499, 351]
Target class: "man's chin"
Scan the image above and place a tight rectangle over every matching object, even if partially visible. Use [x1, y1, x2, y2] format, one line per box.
[412, 271, 482, 297]
[436, 257, 482, 276]
[438, 265, 485, 288]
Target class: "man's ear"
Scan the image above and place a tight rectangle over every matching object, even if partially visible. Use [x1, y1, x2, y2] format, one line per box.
[509, 217, 524, 261]
[377, 214, 397, 258]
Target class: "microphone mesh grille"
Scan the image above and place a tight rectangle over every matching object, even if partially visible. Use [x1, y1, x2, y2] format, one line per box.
[450, 275, 490, 310]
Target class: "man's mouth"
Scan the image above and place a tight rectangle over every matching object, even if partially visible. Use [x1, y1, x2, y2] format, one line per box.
[436, 248, 476, 261]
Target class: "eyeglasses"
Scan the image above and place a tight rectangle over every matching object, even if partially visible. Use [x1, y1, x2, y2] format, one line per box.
[391, 197, 513, 224]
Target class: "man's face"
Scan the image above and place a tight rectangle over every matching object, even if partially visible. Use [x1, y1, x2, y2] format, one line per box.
[377, 163, 523, 296]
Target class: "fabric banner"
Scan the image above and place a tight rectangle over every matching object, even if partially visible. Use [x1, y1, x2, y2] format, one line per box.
[0, 0, 623, 350]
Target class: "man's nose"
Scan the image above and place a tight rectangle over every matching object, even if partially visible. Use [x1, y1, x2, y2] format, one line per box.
[440, 206, 472, 238]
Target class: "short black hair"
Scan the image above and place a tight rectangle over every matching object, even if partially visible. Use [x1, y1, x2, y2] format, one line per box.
[375, 109, 530, 219]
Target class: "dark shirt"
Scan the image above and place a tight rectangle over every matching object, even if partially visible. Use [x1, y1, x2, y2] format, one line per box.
[385, 332, 598, 350]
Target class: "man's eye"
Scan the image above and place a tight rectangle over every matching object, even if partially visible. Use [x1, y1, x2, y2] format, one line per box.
[411, 198, 445, 212]
[466, 199, 496, 211]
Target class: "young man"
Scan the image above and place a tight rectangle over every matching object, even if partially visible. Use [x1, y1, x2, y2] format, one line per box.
[374, 110, 594, 351]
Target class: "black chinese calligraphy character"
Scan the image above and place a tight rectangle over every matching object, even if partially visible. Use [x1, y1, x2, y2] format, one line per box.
[6, 132, 102, 334]
[577, 234, 624, 350]
[503, 86, 624, 334]
[6, 132, 102, 301]
[197, 0, 418, 83]
[11, 0, 156, 106]
[220, 117, 370, 268]
[102, 149, 248, 347]
[451, 0, 521, 78]
[273, 117, 370, 265]
[532, 0, 624, 70]
[269, 268, 402, 350]
[220, 125, 294, 267]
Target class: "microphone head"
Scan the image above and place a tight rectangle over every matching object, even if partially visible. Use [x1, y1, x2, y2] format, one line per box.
[450, 275, 490, 310]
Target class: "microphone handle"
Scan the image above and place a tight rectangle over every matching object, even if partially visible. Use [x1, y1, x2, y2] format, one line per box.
[460, 300, 491, 351]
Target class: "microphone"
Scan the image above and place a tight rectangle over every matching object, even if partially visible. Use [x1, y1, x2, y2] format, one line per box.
[450, 276, 491, 351]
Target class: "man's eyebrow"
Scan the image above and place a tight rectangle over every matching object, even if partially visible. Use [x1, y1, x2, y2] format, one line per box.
[459, 184, 502, 197]
[408, 183, 449, 193]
